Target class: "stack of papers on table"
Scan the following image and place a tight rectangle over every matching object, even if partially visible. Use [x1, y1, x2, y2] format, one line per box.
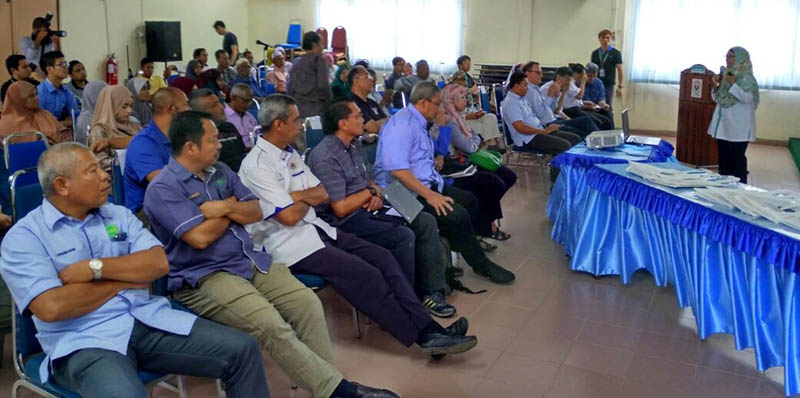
[626, 162, 740, 188]
[693, 186, 800, 228]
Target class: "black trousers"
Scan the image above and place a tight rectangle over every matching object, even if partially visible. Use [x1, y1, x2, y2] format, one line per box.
[523, 131, 582, 182]
[716, 139, 749, 184]
[452, 166, 517, 237]
[564, 107, 613, 130]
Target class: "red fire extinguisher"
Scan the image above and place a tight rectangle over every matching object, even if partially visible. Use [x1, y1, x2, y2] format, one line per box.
[106, 54, 119, 85]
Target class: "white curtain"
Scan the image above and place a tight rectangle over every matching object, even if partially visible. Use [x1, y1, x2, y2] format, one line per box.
[316, 0, 463, 76]
[629, 0, 800, 90]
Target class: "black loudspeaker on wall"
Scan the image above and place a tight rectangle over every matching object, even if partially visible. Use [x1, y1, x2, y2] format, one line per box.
[145, 21, 182, 62]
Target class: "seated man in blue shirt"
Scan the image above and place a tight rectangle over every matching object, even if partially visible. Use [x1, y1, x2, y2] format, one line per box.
[124, 87, 190, 215]
[308, 99, 456, 318]
[502, 72, 581, 180]
[0, 142, 268, 398]
[38, 51, 76, 129]
[239, 95, 477, 360]
[144, 111, 397, 398]
[374, 81, 516, 285]
[582, 62, 615, 128]
[521, 61, 598, 139]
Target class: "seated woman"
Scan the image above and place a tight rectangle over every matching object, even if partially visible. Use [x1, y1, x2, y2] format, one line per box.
[266, 47, 291, 93]
[75, 81, 107, 144]
[330, 64, 351, 99]
[168, 76, 197, 97]
[196, 69, 227, 101]
[185, 59, 203, 80]
[88, 85, 142, 173]
[440, 83, 516, 243]
[449, 71, 504, 152]
[126, 77, 153, 125]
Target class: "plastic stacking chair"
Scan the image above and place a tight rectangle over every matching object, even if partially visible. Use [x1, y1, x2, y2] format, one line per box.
[499, 107, 553, 193]
[276, 22, 302, 50]
[304, 116, 325, 149]
[10, 299, 184, 398]
[4, 132, 48, 187]
[478, 86, 491, 113]
[331, 26, 347, 59]
[9, 168, 43, 223]
[316, 27, 329, 50]
[292, 273, 364, 338]
[110, 151, 125, 206]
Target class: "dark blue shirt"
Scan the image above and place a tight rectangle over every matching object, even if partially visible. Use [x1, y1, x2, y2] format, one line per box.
[584, 78, 607, 104]
[124, 121, 171, 212]
[144, 158, 271, 292]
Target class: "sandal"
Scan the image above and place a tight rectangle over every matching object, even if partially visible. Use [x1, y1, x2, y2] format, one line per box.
[478, 239, 498, 252]
[490, 229, 511, 241]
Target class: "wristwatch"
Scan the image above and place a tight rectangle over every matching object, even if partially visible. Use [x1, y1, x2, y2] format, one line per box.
[88, 258, 104, 280]
[367, 186, 378, 196]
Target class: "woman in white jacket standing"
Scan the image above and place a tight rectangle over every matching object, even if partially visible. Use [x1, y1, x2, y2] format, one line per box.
[708, 46, 759, 184]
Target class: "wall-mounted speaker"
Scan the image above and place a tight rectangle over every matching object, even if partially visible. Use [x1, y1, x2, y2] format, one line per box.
[145, 21, 182, 62]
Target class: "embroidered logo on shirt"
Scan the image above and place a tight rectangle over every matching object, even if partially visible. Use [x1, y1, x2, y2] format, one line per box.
[216, 178, 226, 187]
[105, 224, 120, 239]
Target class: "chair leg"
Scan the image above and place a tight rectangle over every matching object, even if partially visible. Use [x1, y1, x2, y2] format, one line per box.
[216, 379, 226, 398]
[176, 375, 188, 398]
[351, 306, 362, 339]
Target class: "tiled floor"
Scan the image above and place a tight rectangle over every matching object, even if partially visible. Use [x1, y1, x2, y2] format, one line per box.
[2, 140, 798, 397]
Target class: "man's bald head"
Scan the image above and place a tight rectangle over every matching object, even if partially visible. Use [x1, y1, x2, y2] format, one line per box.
[152, 87, 190, 114]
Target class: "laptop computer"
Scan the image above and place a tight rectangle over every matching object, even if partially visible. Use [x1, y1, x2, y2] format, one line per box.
[379, 180, 424, 224]
[621, 109, 661, 146]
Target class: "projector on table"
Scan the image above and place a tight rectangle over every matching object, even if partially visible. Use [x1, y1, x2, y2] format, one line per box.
[586, 129, 625, 149]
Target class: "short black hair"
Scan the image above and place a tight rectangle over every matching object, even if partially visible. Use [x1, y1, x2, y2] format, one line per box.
[40, 51, 65, 75]
[322, 99, 355, 135]
[214, 49, 227, 59]
[193, 48, 206, 58]
[212, 20, 226, 29]
[522, 61, 540, 73]
[347, 65, 367, 87]
[392, 57, 405, 66]
[456, 55, 471, 66]
[5, 54, 26, 75]
[243, 49, 252, 57]
[568, 63, 584, 74]
[32, 17, 47, 29]
[508, 71, 527, 89]
[302, 31, 321, 51]
[140, 57, 154, 68]
[416, 59, 429, 69]
[170, 110, 214, 156]
[67, 60, 82, 74]
[555, 66, 572, 78]
[188, 88, 217, 110]
[354, 59, 369, 68]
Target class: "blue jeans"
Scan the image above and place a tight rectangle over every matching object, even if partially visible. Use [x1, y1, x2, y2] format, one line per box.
[51, 318, 269, 398]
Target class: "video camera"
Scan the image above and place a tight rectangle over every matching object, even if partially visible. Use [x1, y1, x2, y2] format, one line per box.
[40, 12, 67, 38]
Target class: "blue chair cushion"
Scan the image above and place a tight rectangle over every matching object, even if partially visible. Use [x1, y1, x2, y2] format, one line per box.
[293, 273, 327, 289]
[23, 353, 168, 397]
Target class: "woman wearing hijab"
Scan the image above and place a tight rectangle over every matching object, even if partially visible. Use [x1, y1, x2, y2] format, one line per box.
[449, 71, 503, 151]
[196, 69, 227, 101]
[126, 77, 153, 125]
[322, 53, 336, 83]
[0, 81, 70, 144]
[75, 81, 108, 145]
[266, 47, 290, 93]
[168, 76, 197, 97]
[330, 64, 351, 99]
[708, 47, 759, 184]
[89, 85, 142, 173]
[440, 83, 516, 242]
[186, 59, 202, 80]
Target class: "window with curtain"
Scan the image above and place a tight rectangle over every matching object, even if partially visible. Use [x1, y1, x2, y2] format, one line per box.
[316, 0, 464, 75]
[629, 0, 800, 90]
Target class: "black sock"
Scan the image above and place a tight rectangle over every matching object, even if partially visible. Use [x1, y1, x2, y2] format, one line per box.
[330, 379, 358, 398]
[416, 320, 448, 344]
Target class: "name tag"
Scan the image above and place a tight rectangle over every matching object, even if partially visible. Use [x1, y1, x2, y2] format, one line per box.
[599, 69, 606, 78]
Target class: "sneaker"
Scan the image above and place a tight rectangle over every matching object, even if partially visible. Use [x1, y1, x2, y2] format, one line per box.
[422, 292, 456, 318]
[445, 317, 469, 336]
[419, 333, 478, 356]
[474, 263, 516, 285]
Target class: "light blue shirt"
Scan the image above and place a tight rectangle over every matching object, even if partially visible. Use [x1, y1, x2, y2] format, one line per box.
[0, 200, 197, 382]
[19, 36, 55, 69]
[501, 91, 543, 146]
[525, 82, 556, 124]
[37, 79, 76, 121]
[374, 105, 444, 192]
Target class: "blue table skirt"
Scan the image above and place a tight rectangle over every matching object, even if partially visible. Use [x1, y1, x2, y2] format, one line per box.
[565, 163, 800, 396]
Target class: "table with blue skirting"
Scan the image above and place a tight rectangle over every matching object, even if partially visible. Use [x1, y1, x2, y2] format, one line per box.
[546, 141, 677, 256]
[562, 161, 800, 396]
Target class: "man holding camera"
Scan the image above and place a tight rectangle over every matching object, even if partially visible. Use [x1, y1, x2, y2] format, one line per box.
[19, 16, 63, 75]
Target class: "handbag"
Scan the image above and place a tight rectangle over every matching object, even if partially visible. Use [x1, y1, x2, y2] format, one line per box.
[468, 149, 502, 172]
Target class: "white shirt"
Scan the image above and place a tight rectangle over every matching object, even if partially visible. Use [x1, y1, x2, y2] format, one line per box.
[238, 136, 337, 267]
[707, 83, 757, 142]
[19, 35, 55, 69]
[539, 81, 581, 111]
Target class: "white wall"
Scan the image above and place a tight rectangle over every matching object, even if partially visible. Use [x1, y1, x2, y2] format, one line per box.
[59, 0, 800, 141]
[59, 0, 249, 82]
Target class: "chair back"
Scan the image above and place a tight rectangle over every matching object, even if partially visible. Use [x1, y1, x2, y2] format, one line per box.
[331, 26, 347, 54]
[111, 151, 125, 206]
[479, 86, 491, 113]
[304, 116, 324, 150]
[3, 132, 48, 173]
[12, 300, 43, 380]
[10, 168, 43, 223]
[316, 27, 329, 49]
[498, 106, 515, 148]
[492, 84, 505, 113]
[286, 23, 303, 46]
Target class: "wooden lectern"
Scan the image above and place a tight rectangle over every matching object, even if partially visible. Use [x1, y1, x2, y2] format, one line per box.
[676, 66, 718, 166]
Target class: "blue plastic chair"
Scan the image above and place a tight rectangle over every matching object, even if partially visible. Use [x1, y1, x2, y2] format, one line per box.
[304, 117, 325, 150]
[479, 88, 491, 113]
[110, 152, 125, 206]
[10, 300, 180, 398]
[10, 168, 43, 223]
[500, 107, 552, 193]
[3, 132, 48, 187]
[292, 273, 363, 338]
[276, 23, 302, 50]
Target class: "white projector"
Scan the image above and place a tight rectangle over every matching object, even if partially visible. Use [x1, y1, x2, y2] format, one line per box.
[586, 129, 625, 149]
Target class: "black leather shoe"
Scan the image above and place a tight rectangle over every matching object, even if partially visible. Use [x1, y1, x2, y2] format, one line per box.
[419, 333, 477, 356]
[350, 382, 399, 398]
[474, 263, 515, 285]
[446, 317, 469, 336]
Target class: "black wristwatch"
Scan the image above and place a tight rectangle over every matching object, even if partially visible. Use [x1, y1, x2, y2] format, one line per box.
[367, 186, 378, 196]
